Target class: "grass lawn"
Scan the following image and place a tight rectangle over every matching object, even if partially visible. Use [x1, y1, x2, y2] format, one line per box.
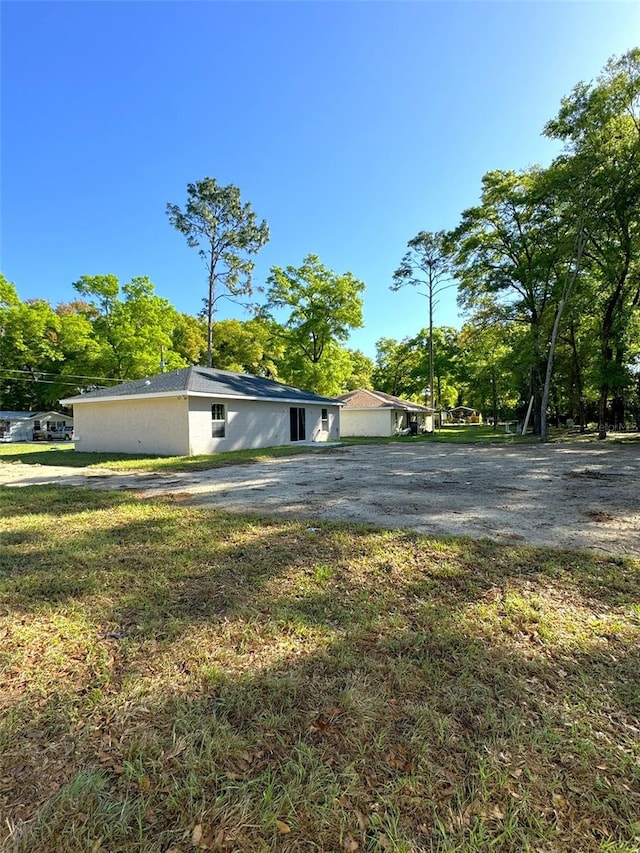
[339, 426, 534, 446]
[1, 486, 639, 852]
[0, 442, 341, 473]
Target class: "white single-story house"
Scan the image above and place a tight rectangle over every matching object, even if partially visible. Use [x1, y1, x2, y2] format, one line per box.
[335, 389, 436, 436]
[0, 411, 74, 442]
[60, 367, 341, 456]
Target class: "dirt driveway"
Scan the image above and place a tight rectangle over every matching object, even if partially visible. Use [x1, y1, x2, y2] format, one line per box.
[2, 442, 639, 557]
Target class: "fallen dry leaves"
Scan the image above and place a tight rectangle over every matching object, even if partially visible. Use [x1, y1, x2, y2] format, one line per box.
[2, 487, 640, 852]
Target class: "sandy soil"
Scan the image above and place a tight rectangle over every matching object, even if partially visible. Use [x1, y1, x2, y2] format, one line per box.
[2, 442, 639, 557]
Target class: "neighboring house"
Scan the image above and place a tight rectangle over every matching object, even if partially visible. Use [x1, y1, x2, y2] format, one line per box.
[60, 367, 341, 456]
[445, 405, 483, 424]
[336, 389, 436, 436]
[0, 411, 74, 442]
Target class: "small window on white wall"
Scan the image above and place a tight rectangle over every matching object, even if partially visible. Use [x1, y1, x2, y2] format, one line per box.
[211, 404, 226, 438]
[321, 408, 329, 430]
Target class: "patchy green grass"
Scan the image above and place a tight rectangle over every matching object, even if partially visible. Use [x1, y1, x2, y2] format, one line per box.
[427, 425, 532, 444]
[1, 485, 639, 852]
[547, 430, 640, 445]
[343, 425, 640, 445]
[0, 442, 342, 472]
[343, 426, 640, 446]
[341, 425, 534, 445]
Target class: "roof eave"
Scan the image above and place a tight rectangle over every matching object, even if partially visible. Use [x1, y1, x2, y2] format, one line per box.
[60, 390, 187, 405]
[62, 389, 343, 407]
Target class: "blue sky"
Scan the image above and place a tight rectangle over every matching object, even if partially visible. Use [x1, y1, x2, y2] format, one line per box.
[2, 1, 638, 359]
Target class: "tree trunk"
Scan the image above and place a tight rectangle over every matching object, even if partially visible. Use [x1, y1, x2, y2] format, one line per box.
[598, 381, 609, 439]
[428, 288, 435, 411]
[598, 326, 616, 439]
[530, 323, 545, 436]
[597, 242, 631, 439]
[567, 321, 586, 431]
[206, 258, 215, 369]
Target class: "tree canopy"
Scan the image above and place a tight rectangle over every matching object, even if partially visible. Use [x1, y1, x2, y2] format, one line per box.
[262, 254, 366, 395]
[167, 178, 269, 368]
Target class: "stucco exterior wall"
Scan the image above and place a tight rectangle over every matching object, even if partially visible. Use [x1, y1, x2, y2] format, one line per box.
[187, 397, 340, 454]
[73, 397, 190, 455]
[339, 409, 394, 437]
[340, 409, 434, 436]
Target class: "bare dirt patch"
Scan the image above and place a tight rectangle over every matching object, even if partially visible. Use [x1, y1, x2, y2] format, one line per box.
[2, 442, 639, 557]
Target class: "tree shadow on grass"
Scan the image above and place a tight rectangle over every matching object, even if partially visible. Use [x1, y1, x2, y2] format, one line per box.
[3, 483, 639, 850]
[2, 486, 639, 628]
[0, 484, 145, 517]
[4, 605, 640, 853]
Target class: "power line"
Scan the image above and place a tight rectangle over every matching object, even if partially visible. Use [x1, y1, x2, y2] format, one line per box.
[0, 367, 122, 382]
[0, 372, 113, 388]
[0, 376, 106, 388]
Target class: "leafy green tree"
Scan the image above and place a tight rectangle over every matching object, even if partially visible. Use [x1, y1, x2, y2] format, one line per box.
[167, 178, 269, 368]
[449, 51, 640, 439]
[171, 312, 207, 366]
[392, 231, 454, 409]
[343, 348, 375, 391]
[372, 336, 423, 399]
[563, 317, 597, 427]
[38, 301, 104, 405]
[544, 48, 640, 437]
[210, 317, 285, 377]
[372, 327, 459, 407]
[456, 316, 520, 426]
[429, 327, 460, 409]
[262, 254, 365, 394]
[0, 275, 63, 409]
[0, 273, 20, 313]
[627, 314, 640, 428]
[17, 300, 58, 360]
[276, 339, 355, 397]
[449, 168, 567, 434]
[72, 274, 186, 380]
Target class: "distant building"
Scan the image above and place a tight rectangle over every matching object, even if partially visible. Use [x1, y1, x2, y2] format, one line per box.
[336, 389, 435, 436]
[444, 406, 483, 424]
[0, 411, 74, 442]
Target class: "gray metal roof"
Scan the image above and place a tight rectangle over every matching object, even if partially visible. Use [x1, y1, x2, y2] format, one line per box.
[61, 367, 340, 406]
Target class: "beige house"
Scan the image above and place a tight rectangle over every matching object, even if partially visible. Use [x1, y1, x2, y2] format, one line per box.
[61, 367, 341, 456]
[336, 389, 435, 436]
